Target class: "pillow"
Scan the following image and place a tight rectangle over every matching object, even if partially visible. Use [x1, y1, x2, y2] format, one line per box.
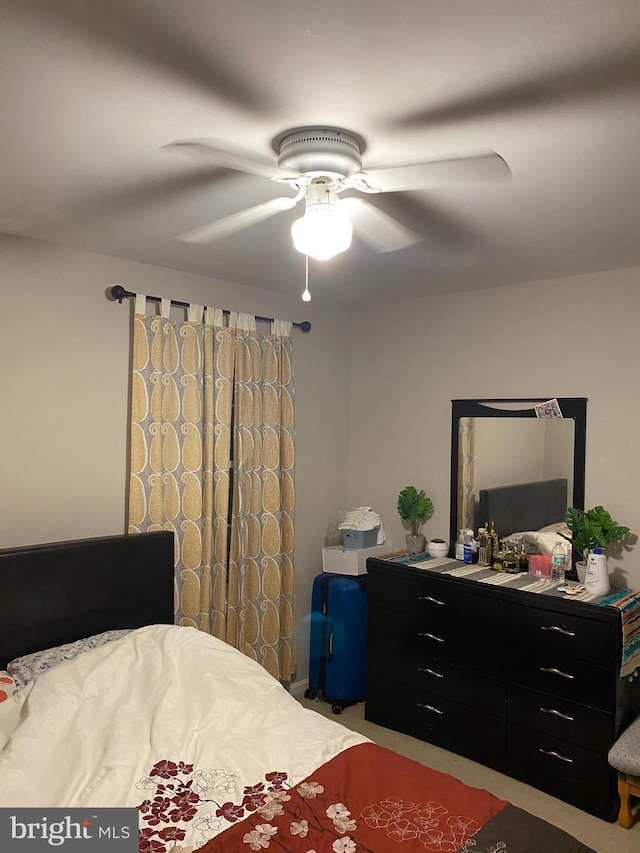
[0, 672, 17, 703]
[7, 629, 133, 689]
[0, 671, 23, 751]
[506, 529, 570, 556]
[538, 521, 572, 537]
[522, 530, 570, 556]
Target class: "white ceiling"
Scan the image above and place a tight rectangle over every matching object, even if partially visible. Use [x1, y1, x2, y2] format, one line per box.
[2, 0, 640, 305]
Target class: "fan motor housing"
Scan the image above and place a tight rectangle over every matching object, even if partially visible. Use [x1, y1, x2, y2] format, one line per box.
[276, 127, 363, 177]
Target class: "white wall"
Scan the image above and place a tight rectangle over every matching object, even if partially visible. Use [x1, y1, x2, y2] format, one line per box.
[474, 418, 574, 497]
[348, 266, 640, 590]
[3, 235, 640, 679]
[0, 234, 352, 680]
[474, 419, 547, 489]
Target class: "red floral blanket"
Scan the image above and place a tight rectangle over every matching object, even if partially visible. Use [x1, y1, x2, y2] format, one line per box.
[200, 741, 505, 853]
[138, 742, 596, 852]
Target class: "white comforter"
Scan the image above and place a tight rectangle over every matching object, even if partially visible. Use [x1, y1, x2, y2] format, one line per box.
[0, 624, 368, 848]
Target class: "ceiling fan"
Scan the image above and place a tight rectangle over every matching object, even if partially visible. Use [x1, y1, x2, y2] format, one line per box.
[163, 126, 511, 260]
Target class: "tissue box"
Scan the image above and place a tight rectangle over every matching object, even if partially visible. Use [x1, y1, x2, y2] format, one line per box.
[341, 528, 378, 549]
[322, 544, 391, 576]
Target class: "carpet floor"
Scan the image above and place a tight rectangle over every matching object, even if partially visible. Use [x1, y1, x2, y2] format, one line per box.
[295, 693, 640, 853]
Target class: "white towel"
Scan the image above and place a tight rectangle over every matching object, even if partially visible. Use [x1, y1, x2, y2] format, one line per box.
[338, 507, 385, 544]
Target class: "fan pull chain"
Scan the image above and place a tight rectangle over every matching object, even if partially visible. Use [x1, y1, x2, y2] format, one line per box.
[302, 253, 311, 302]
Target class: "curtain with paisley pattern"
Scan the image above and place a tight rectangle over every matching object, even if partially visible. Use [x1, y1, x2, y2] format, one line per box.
[127, 297, 296, 682]
[457, 416, 477, 533]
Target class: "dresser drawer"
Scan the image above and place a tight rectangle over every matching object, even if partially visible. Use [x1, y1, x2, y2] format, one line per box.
[507, 644, 613, 709]
[370, 569, 506, 628]
[507, 722, 612, 794]
[370, 603, 507, 682]
[508, 684, 614, 752]
[369, 572, 507, 664]
[368, 674, 505, 754]
[509, 602, 615, 666]
[368, 569, 445, 615]
[369, 617, 506, 715]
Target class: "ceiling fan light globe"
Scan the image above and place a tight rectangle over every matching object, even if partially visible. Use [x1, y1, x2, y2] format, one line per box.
[291, 204, 353, 261]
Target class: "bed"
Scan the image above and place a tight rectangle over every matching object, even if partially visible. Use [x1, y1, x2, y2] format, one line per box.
[478, 477, 568, 540]
[0, 531, 597, 852]
[478, 477, 573, 568]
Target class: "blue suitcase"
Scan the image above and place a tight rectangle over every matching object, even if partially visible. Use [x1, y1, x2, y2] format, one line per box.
[305, 572, 368, 714]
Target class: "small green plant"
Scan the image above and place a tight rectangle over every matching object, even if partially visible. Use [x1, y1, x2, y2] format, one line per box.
[397, 486, 434, 535]
[560, 505, 630, 562]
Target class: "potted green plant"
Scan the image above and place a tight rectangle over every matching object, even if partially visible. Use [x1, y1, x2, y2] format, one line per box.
[397, 486, 434, 555]
[560, 505, 630, 581]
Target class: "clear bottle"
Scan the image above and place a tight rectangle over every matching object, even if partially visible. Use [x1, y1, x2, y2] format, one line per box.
[551, 541, 567, 583]
[518, 543, 530, 574]
[477, 526, 490, 566]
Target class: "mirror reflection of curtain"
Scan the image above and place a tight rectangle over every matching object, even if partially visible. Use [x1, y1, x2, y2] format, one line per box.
[457, 417, 476, 532]
[127, 296, 296, 682]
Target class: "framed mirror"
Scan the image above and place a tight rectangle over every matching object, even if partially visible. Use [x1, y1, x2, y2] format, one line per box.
[449, 398, 587, 559]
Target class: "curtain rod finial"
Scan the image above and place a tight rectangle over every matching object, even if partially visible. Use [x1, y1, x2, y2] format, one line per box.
[110, 284, 129, 303]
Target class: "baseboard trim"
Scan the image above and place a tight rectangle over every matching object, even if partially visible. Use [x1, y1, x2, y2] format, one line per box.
[290, 678, 309, 697]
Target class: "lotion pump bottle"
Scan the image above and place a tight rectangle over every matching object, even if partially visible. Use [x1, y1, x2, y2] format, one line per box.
[455, 529, 466, 561]
[585, 546, 609, 597]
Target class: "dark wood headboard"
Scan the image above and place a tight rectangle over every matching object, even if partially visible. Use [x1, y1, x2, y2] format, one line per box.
[0, 531, 175, 668]
[478, 478, 568, 539]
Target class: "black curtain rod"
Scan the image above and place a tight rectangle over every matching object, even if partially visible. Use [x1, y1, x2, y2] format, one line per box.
[109, 285, 311, 332]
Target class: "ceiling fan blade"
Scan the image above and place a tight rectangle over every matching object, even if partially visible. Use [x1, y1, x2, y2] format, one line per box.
[177, 196, 298, 243]
[14, 0, 270, 113]
[341, 198, 421, 253]
[162, 139, 296, 181]
[361, 152, 511, 193]
[393, 44, 640, 131]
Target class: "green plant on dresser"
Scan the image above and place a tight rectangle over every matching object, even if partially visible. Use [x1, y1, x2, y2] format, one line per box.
[560, 505, 630, 562]
[397, 485, 434, 554]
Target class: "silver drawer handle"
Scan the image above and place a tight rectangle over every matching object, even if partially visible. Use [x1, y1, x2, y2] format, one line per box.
[540, 666, 575, 680]
[419, 595, 445, 605]
[418, 632, 445, 643]
[541, 625, 576, 637]
[418, 666, 444, 678]
[540, 707, 575, 722]
[539, 748, 574, 764]
[417, 702, 444, 715]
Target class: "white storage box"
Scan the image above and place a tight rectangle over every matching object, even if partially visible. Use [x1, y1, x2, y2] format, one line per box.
[322, 544, 392, 576]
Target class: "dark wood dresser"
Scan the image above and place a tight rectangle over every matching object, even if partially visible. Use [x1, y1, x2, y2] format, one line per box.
[365, 557, 640, 821]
